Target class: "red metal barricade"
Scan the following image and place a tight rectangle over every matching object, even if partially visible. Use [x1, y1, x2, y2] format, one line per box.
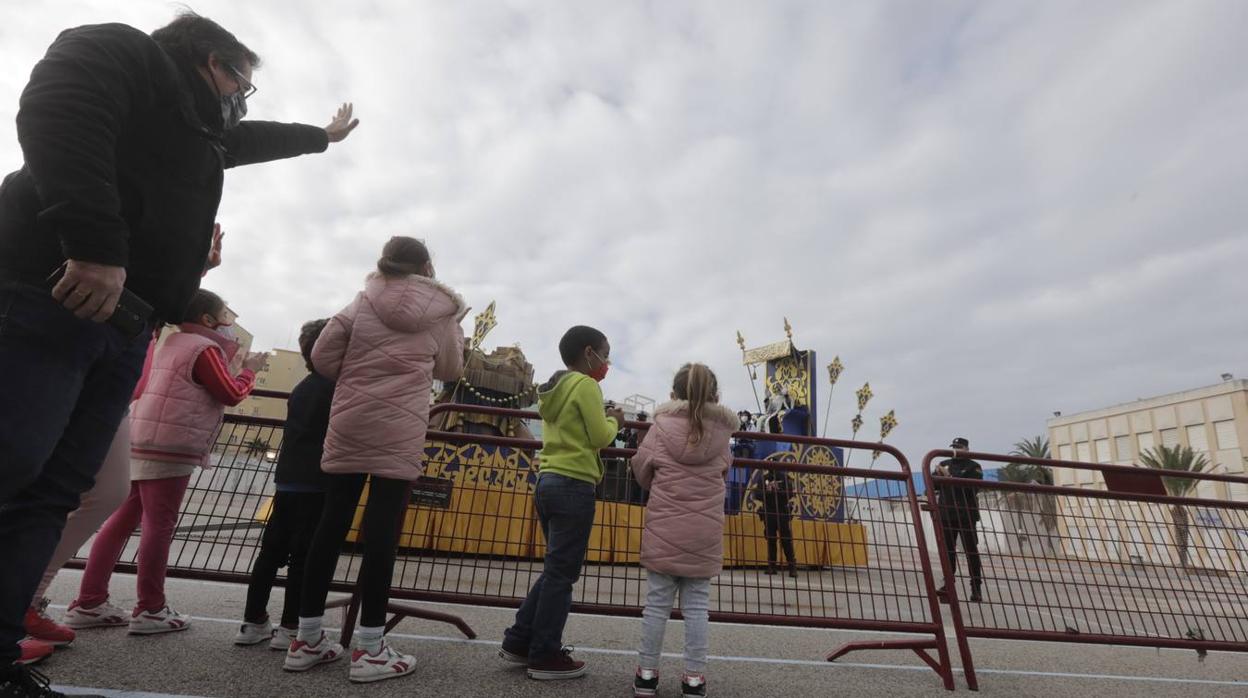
[69, 398, 957, 690]
[924, 449, 1248, 691]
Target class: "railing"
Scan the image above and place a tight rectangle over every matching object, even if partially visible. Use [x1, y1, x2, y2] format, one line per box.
[924, 449, 1248, 691]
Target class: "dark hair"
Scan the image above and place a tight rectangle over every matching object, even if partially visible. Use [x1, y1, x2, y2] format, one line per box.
[298, 319, 330, 372]
[558, 325, 607, 366]
[185, 288, 226, 323]
[377, 236, 431, 277]
[151, 11, 261, 71]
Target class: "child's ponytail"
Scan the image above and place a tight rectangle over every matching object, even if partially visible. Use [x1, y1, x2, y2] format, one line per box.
[672, 363, 719, 444]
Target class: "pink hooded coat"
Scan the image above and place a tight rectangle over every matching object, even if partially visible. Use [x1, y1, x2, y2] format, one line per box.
[312, 273, 466, 481]
[631, 400, 738, 579]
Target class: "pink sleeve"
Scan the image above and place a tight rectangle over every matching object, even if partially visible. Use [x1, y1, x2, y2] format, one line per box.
[432, 316, 466, 382]
[311, 307, 354, 381]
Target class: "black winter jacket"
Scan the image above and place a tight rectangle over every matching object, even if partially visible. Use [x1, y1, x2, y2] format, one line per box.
[0, 23, 328, 322]
[936, 457, 983, 523]
[274, 372, 334, 490]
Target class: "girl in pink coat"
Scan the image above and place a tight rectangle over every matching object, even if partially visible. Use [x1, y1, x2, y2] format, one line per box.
[629, 363, 736, 698]
[284, 236, 466, 685]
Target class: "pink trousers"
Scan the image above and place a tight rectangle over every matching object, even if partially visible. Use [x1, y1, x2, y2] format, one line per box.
[76, 473, 191, 612]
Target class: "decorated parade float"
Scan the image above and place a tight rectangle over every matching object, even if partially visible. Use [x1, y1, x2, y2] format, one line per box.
[346, 304, 897, 569]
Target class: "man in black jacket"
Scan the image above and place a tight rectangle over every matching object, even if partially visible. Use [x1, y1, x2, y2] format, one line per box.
[0, 13, 357, 685]
[935, 437, 984, 602]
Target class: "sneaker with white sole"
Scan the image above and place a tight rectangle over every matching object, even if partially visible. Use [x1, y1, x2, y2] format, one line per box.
[284, 633, 344, 672]
[128, 605, 191, 635]
[349, 642, 416, 684]
[269, 625, 296, 651]
[681, 672, 708, 697]
[633, 666, 659, 697]
[233, 619, 272, 646]
[63, 599, 128, 629]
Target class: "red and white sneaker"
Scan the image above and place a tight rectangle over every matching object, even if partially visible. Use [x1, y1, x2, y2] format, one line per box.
[15, 639, 53, 666]
[24, 599, 75, 647]
[63, 599, 128, 629]
[128, 605, 191, 635]
[349, 642, 416, 683]
[283, 633, 344, 672]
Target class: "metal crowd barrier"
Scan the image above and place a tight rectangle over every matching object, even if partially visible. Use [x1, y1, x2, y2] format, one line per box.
[924, 449, 1248, 691]
[67, 397, 960, 689]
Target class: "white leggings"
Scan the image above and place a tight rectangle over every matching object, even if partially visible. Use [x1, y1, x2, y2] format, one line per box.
[638, 570, 711, 674]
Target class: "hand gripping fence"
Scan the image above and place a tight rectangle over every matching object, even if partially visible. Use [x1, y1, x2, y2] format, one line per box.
[924, 448, 1248, 691]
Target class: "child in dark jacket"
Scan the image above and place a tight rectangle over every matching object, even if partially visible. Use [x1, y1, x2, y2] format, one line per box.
[235, 319, 334, 649]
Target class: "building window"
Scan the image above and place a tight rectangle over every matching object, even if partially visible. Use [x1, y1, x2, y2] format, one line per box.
[1137, 432, 1155, 455]
[1214, 421, 1240, 450]
[1114, 435, 1132, 462]
[1094, 439, 1111, 463]
[1185, 425, 1209, 453]
[1058, 444, 1072, 461]
[1160, 428, 1179, 448]
[1076, 442, 1091, 462]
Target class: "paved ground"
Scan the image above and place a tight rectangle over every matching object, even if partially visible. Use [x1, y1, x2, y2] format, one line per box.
[32, 570, 1248, 697]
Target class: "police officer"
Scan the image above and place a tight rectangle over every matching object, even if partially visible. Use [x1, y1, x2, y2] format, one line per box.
[935, 437, 983, 602]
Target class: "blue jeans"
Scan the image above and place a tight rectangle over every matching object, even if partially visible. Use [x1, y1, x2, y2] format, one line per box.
[504, 473, 597, 662]
[0, 282, 150, 663]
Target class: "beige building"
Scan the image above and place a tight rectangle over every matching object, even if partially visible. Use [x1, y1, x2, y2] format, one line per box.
[226, 348, 309, 422]
[1044, 379, 1248, 569]
[1047, 378, 1248, 500]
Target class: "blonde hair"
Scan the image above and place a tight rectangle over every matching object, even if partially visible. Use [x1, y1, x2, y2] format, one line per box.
[672, 363, 719, 444]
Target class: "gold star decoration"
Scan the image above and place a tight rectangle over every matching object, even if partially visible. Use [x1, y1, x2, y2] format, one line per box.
[855, 382, 873, 412]
[827, 356, 844, 387]
[471, 301, 498, 350]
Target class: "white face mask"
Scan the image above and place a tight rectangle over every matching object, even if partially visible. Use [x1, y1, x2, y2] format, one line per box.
[215, 323, 236, 340]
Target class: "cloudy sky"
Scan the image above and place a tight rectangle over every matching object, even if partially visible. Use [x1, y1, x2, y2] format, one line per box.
[2, 1, 1245, 463]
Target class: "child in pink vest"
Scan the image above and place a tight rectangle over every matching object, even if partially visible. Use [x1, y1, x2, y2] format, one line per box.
[67, 289, 267, 634]
[630, 363, 736, 698]
[283, 236, 466, 684]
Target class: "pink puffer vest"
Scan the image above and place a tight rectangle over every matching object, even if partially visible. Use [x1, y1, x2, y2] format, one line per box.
[129, 324, 239, 467]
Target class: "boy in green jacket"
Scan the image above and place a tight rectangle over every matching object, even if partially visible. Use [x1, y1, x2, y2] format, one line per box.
[500, 325, 625, 680]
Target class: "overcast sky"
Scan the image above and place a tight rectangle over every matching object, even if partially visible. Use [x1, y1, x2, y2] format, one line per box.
[2, 1, 1245, 464]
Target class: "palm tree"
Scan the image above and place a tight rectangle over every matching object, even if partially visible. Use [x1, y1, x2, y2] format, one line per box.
[998, 436, 1058, 548]
[245, 437, 269, 457]
[1139, 444, 1213, 569]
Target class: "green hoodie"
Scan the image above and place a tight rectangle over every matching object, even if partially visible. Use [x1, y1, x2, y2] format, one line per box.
[537, 370, 620, 485]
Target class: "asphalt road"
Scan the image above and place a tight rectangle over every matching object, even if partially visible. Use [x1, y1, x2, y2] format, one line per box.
[31, 570, 1248, 698]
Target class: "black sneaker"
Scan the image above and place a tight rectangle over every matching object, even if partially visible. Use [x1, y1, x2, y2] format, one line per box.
[498, 640, 528, 664]
[633, 666, 659, 697]
[681, 672, 708, 697]
[0, 665, 104, 698]
[527, 647, 587, 680]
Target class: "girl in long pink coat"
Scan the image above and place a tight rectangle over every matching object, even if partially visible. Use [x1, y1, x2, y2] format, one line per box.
[283, 236, 466, 684]
[629, 363, 736, 698]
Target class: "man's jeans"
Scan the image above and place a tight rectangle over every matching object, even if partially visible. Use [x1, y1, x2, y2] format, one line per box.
[503, 473, 597, 662]
[0, 282, 150, 663]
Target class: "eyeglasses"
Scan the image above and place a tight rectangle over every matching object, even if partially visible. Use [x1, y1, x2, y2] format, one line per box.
[228, 65, 257, 99]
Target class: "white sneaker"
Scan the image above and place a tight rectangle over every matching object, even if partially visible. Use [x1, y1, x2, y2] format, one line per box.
[63, 600, 129, 629]
[233, 620, 272, 646]
[128, 606, 191, 635]
[269, 625, 296, 651]
[349, 642, 416, 683]
[284, 632, 344, 672]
